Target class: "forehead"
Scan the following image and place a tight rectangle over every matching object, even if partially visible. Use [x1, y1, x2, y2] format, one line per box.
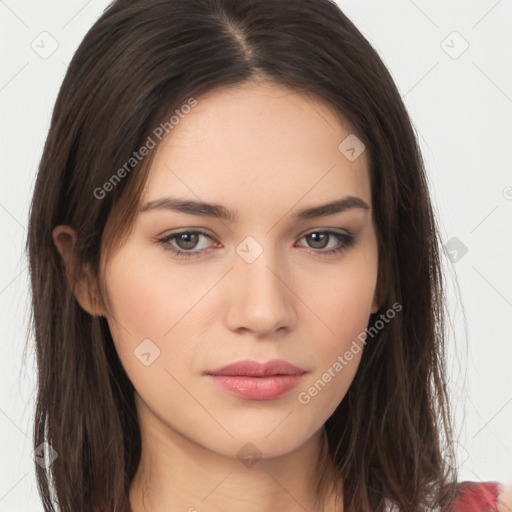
[142, 81, 371, 216]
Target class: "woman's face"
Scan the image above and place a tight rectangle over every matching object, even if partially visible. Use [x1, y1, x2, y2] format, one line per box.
[101, 81, 379, 459]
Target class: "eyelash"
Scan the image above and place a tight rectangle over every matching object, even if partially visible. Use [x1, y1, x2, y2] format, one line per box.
[156, 229, 356, 259]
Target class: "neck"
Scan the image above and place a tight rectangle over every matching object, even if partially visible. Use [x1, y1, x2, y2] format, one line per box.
[128, 395, 342, 512]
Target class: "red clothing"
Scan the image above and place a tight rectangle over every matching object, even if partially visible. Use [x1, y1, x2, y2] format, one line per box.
[449, 481, 501, 511]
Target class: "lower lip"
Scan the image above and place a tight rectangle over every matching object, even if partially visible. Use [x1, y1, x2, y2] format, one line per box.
[207, 374, 305, 400]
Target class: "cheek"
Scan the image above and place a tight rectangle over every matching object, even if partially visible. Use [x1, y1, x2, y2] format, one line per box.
[101, 250, 174, 372]
[294, 288, 370, 425]
[301, 250, 378, 343]
[103, 246, 211, 338]
[294, 252, 377, 405]
[102, 247, 225, 385]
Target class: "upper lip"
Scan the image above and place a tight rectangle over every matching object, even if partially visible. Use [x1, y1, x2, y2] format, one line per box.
[205, 359, 307, 377]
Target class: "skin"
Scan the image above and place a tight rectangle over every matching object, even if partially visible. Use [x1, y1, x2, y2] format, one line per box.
[498, 483, 512, 512]
[54, 80, 382, 512]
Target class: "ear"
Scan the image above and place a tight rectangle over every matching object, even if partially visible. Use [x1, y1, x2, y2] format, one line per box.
[370, 273, 382, 314]
[52, 225, 105, 317]
[370, 294, 380, 314]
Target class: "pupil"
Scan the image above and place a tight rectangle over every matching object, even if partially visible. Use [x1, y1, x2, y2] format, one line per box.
[309, 232, 327, 249]
[178, 232, 198, 249]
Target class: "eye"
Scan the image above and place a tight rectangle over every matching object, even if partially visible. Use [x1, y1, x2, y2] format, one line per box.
[156, 229, 356, 259]
[296, 230, 355, 256]
[157, 229, 217, 259]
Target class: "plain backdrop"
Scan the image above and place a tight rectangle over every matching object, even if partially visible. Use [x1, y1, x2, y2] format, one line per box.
[1, 0, 511, 510]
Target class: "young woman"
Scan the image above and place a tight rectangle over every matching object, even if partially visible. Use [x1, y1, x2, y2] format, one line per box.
[26, 0, 511, 510]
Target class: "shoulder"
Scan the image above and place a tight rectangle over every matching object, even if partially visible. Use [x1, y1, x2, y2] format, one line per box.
[497, 481, 512, 512]
[449, 481, 505, 511]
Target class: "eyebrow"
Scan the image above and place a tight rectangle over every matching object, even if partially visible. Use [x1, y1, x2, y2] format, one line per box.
[140, 195, 370, 221]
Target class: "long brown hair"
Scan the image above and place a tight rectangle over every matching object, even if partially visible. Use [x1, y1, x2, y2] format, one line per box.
[26, 0, 458, 510]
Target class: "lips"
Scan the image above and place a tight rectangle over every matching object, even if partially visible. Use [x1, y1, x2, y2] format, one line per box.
[205, 359, 307, 377]
[204, 359, 307, 400]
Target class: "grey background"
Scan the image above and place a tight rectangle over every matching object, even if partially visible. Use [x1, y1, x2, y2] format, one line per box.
[1, 0, 511, 509]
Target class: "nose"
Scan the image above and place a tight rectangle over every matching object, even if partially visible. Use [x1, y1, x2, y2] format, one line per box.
[224, 246, 297, 337]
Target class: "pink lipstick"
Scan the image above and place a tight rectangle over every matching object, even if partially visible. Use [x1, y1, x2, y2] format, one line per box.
[204, 359, 307, 400]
